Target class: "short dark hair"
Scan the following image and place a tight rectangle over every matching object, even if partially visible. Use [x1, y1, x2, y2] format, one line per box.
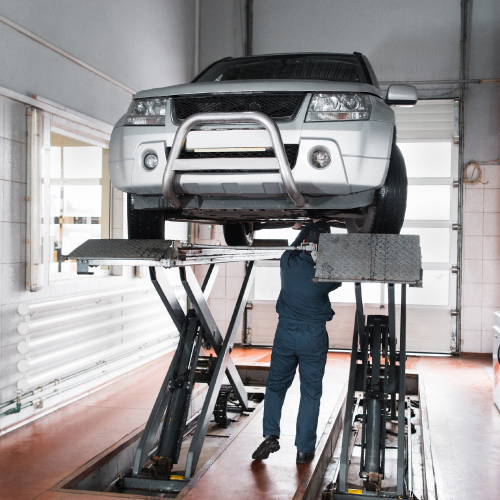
[305, 222, 330, 244]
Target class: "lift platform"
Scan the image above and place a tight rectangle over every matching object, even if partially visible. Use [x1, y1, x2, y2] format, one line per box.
[68, 233, 422, 498]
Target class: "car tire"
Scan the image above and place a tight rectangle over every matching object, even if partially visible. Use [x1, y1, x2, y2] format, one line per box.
[127, 194, 165, 239]
[345, 144, 407, 234]
[223, 223, 254, 246]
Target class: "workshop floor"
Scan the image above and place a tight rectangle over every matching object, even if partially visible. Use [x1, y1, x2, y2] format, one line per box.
[409, 355, 500, 500]
[0, 348, 498, 500]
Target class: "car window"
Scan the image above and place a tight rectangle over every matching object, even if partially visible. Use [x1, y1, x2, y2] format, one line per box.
[195, 54, 370, 84]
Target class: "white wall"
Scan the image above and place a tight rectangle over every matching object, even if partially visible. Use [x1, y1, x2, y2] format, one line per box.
[199, 0, 461, 85]
[460, 0, 500, 353]
[1, 96, 28, 405]
[199, 0, 245, 72]
[0, 1, 196, 428]
[0, 0, 196, 124]
[253, 0, 461, 82]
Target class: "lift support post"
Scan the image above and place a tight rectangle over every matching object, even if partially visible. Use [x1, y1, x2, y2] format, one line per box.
[314, 234, 422, 499]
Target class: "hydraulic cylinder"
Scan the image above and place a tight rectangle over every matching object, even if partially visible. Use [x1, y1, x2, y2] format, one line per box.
[365, 398, 382, 473]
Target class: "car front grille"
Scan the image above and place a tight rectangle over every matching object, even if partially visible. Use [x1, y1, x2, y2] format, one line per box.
[167, 144, 299, 169]
[172, 93, 306, 122]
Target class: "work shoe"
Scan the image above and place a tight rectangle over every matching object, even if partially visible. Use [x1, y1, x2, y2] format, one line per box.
[296, 451, 314, 464]
[252, 435, 280, 460]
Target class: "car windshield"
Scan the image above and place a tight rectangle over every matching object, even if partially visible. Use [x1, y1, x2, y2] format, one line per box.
[194, 54, 370, 84]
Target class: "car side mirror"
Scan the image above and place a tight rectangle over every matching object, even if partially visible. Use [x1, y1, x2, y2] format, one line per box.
[385, 84, 418, 106]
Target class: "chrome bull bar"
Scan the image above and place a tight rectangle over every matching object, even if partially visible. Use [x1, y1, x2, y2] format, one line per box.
[162, 111, 306, 209]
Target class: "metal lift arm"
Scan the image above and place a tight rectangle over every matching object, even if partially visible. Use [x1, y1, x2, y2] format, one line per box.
[126, 263, 256, 491]
[179, 265, 249, 411]
[150, 266, 186, 331]
[185, 261, 256, 478]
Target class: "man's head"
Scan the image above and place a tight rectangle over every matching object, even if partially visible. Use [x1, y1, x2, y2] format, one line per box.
[305, 221, 331, 244]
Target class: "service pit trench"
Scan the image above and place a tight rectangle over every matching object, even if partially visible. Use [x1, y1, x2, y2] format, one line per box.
[57, 387, 265, 499]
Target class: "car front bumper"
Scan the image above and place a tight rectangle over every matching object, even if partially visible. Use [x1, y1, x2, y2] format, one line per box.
[109, 95, 394, 202]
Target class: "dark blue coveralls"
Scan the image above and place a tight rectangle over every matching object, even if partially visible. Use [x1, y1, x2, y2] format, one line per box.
[262, 223, 341, 453]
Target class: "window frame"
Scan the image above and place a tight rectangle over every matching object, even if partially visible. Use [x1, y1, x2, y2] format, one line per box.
[47, 129, 112, 282]
[25, 99, 118, 290]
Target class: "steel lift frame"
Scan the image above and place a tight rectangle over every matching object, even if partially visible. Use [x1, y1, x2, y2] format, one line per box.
[314, 234, 422, 499]
[70, 238, 313, 494]
[329, 283, 410, 498]
[69, 234, 422, 498]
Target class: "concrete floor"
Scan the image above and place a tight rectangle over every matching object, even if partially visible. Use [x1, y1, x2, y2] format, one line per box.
[0, 348, 498, 499]
[411, 355, 500, 500]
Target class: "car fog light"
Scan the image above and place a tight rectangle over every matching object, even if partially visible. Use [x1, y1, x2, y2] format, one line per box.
[310, 148, 331, 168]
[144, 153, 158, 170]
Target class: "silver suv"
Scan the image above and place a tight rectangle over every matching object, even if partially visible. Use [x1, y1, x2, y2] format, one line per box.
[109, 53, 417, 245]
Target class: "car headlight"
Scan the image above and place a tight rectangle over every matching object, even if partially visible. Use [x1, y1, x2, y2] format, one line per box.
[306, 93, 371, 122]
[125, 98, 167, 126]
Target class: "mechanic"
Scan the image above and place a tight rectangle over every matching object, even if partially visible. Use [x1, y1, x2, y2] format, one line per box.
[252, 221, 341, 464]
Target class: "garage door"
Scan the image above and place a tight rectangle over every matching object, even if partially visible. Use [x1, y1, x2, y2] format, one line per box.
[251, 99, 458, 353]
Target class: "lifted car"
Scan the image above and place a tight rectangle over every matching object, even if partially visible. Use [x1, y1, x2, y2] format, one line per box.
[109, 52, 417, 245]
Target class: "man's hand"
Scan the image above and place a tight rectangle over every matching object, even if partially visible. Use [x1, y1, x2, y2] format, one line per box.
[293, 219, 320, 230]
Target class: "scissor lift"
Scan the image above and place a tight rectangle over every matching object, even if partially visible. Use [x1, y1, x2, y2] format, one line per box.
[69, 234, 422, 498]
[69, 238, 314, 493]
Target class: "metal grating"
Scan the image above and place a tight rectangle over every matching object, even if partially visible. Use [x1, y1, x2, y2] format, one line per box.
[315, 234, 422, 285]
[168, 144, 299, 169]
[172, 93, 306, 121]
[68, 239, 173, 261]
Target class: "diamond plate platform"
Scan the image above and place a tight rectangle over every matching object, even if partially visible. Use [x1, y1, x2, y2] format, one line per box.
[67, 239, 291, 273]
[68, 239, 174, 261]
[314, 234, 422, 285]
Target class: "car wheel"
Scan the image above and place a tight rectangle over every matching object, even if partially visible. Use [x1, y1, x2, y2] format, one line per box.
[127, 194, 165, 239]
[345, 144, 407, 234]
[223, 223, 254, 246]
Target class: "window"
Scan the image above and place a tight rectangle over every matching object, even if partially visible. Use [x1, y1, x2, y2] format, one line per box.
[49, 132, 110, 278]
[397, 139, 457, 310]
[195, 54, 370, 83]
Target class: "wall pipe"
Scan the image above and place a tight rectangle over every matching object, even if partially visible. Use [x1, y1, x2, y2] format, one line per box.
[245, 0, 253, 56]
[194, 0, 200, 75]
[0, 336, 178, 421]
[17, 286, 151, 316]
[18, 317, 171, 371]
[18, 295, 156, 335]
[18, 326, 178, 388]
[455, 0, 473, 354]
[0, 335, 178, 417]
[0, 14, 136, 95]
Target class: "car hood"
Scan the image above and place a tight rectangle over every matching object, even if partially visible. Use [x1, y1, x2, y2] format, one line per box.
[135, 80, 383, 99]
